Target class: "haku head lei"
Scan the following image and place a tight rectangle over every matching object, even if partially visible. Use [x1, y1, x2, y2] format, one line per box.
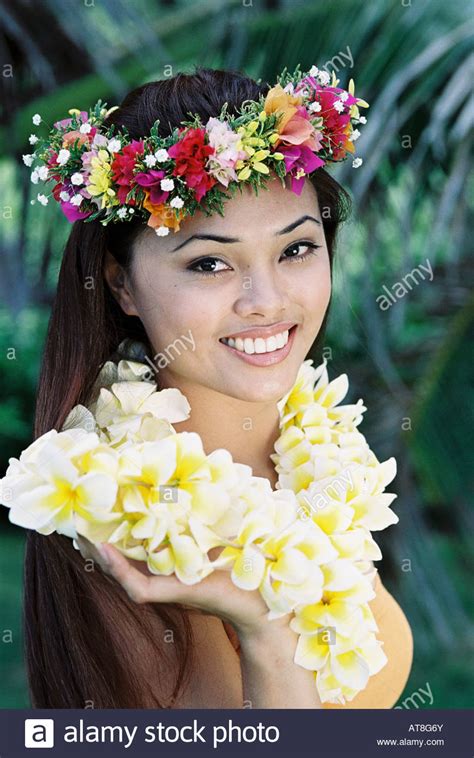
[24, 64, 369, 236]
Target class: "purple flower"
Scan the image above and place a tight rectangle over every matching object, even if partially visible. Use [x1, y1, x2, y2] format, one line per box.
[134, 170, 169, 205]
[280, 145, 325, 195]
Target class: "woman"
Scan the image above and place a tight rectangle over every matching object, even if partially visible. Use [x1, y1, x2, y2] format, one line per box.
[25, 66, 413, 709]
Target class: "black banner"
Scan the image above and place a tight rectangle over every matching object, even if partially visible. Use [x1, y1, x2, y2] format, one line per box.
[0, 708, 471, 757]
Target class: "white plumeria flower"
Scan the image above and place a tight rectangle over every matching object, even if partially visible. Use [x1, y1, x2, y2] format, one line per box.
[333, 100, 344, 113]
[351, 129, 361, 142]
[22, 154, 35, 167]
[352, 157, 363, 168]
[30, 170, 39, 184]
[170, 196, 184, 209]
[32, 113, 42, 126]
[79, 122, 92, 134]
[37, 165, 49, 181]
[144, 154, 157, 168]
[29, 134, 39, 145]
[155, 148, 169, 162]
[160, 178, 174, 191]
[359, 116, 367, 124]
[308, 101, 322, 113]
[108, 138, 121, 153]
[155, 226, 170, 236]
[59, 190, 70, 202]
[57, 148, 70, 165]
[117, 207, 128, 219]
[71, 172, 84, 185]
[70, 194, 83, 207]
[36, 194, 49, 206]
[339, 91, 349, 102]
[318, 71, 330, 85]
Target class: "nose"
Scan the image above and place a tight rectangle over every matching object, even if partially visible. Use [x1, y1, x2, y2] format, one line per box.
[233, 262, 291, 320]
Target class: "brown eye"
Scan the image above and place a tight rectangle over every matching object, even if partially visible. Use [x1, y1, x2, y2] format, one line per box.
[281, 241, 321, 262]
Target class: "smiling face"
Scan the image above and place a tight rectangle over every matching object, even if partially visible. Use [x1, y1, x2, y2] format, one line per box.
[106, 177, 331, 403]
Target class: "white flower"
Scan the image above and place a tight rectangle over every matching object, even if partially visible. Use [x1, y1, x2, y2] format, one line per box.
[117, 207, 128, 219]
[318, 71, 330, 85]
[32, 114, 42, 126]
[308, 101, 322, 114]
[170, 196, 184, 209]
[351, 129, 361, 142]
[359, 116, 367, 124]
[70, 194, 83, 206]
[155, 149, 169, 162]
[37, 165, 49, 181]
[144, 155, 157, 168]
[30, 170, 39, 184]
[155, 225, 170, 236]
[22, 154, 34, 167]
[29, 134, 39, 145]
[333, 100, 344, 113]
[71, 172, 84, 185]
[339, 91, 349, 102]
[79, 122, 92, 134]
[352, 158, 363, 168]
[37, 193, 49, 206]
[57, 148, 71, 165]
[107, 138, 121, 153]
[309, 65, 320, 77]
[160, 178, 174, 191]
[283, 82, 295, 95]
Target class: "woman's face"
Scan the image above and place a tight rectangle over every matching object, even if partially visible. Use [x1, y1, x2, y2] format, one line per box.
[115, 178, 331, 403]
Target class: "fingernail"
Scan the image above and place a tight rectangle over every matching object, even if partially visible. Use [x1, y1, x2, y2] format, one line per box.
[97, 543, 111, 568]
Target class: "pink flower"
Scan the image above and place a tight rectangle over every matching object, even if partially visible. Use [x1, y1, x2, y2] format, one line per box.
[134, 169, 169, 205]
[280, 145, 325, 195]
[54, 111, 88, 130]
[205, 118, 246, 186]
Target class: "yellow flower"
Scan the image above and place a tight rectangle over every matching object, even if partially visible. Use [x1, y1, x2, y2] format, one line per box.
[348, 78, 370, 120]
[3, 429, 119, 539]
[86, 149, 117, 208]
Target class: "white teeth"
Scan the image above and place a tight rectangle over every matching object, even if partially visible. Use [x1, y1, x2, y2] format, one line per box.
[266, 336, 277, 352]
[221, 328, 292, 354]
[243, 338, 255, 354]
[275, 332, 285, 349]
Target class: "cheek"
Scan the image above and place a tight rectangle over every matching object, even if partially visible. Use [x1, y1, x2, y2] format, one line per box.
[292, 254, 332, 321]
[134, 273, 225, 354]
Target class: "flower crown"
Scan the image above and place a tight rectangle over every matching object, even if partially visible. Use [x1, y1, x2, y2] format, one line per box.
[24, 64, 369, 237]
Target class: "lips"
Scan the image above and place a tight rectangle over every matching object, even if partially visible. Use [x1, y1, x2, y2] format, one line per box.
[219, 324, 298, 366]
[220, 321, 297, 341]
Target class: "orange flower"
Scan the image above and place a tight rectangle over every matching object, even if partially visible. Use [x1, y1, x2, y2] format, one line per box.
[62, 130, 90, 148]
[143, 193, 184, 233]
[264, 84, 303, 134]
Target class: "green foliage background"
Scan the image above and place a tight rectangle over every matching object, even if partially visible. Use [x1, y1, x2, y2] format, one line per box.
[0, 0, 473, 709]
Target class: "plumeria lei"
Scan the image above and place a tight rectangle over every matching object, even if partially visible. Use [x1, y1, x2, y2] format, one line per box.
[24, 64, 369, 236]
[0, 342, 398, 705]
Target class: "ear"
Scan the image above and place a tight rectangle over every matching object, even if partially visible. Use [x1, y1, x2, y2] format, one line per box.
[103, 250, 139, 317]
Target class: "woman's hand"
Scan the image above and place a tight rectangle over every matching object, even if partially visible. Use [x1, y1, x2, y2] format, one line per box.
[77, 536, 322, 708]
[76, 536, 288, 641]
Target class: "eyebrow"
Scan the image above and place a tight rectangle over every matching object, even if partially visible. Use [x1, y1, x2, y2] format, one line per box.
[169, 214, 322, 252]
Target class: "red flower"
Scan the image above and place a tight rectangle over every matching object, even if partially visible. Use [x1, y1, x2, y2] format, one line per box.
[167, 128, 216, 202]
[111, 140, 144, 204]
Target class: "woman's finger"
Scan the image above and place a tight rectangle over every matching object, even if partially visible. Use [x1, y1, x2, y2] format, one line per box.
[97, 542, 192, 606]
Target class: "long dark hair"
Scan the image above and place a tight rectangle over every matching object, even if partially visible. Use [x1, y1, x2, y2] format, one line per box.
[24, 66, 352, 708]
